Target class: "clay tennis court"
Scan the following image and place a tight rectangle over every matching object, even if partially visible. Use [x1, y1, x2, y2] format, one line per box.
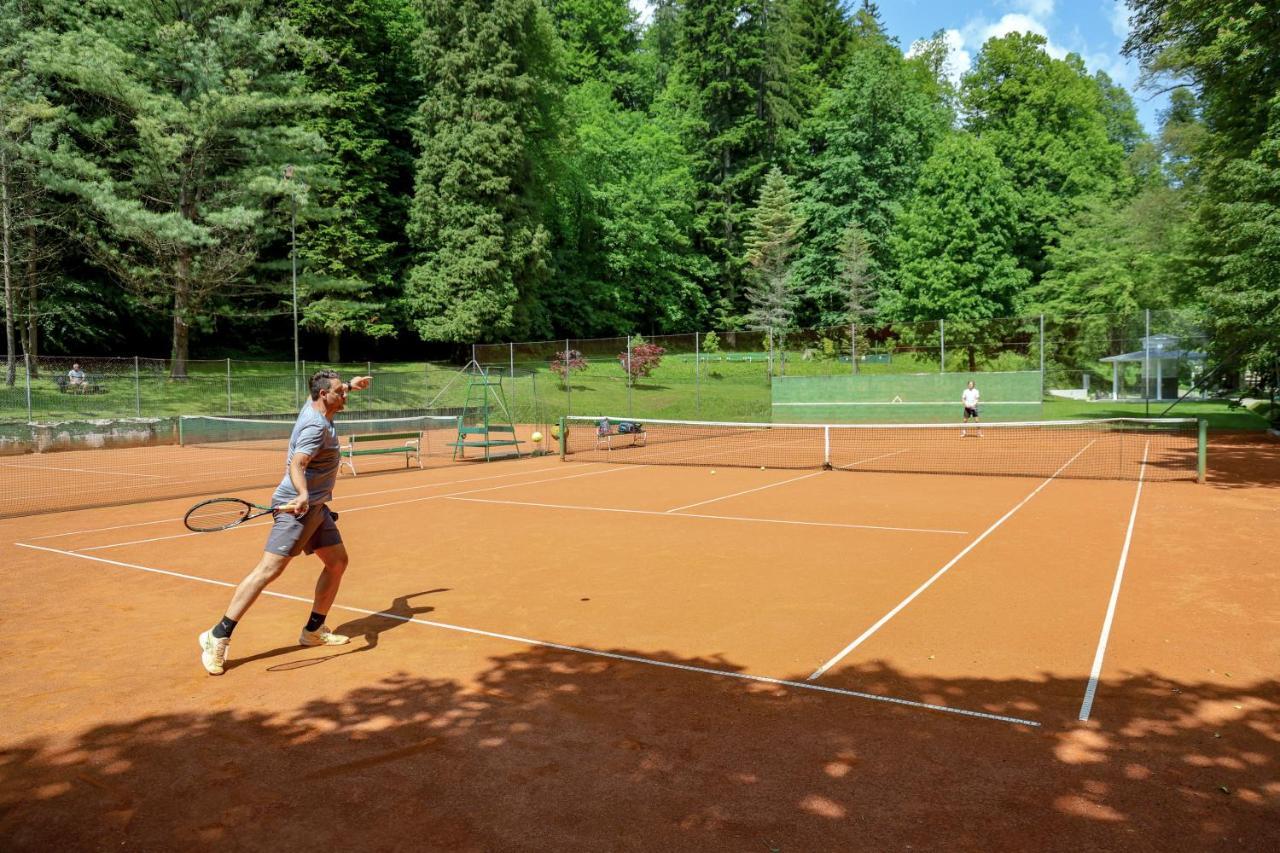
[2, 429, 1277, 850]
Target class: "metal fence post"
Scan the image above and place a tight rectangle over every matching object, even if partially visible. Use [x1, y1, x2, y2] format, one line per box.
[134, 355, 141, 418]
[1039, 314, 1045, 400]
[226, 357, 232, 415]
[24, 353, 32, 423]
[626, 335, 632, 417]
[939, 319, 945, 373]
[1145, 308, 1151, 414]
[694, 331, 701, 418]
[851, 321, 857, 375]
[565, 339, 571, 418]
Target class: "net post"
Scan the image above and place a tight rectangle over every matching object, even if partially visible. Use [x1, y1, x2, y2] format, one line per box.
[134, 355, 141, 417]
[225, 358, 232, 415]
[24, 352, 32, 423]
[1197, 418, 1207, 483]
[823, 425, 831, 468]
[558, 416, 566, 458]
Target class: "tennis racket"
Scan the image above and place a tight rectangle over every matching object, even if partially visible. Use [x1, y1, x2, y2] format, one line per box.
[184, 497, 284, 532]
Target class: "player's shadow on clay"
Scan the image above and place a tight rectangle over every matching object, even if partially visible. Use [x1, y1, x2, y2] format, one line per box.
[228, 589, 450, 672]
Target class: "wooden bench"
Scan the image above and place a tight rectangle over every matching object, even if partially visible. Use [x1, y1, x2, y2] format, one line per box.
[595, 423, 646, 450]
[448, 423, 522, 461]
[340, 430, 422, 476]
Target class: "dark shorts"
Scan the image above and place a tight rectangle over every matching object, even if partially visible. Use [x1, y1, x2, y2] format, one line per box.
[264, 504, 342, 558]
[963, 406, 979, 419]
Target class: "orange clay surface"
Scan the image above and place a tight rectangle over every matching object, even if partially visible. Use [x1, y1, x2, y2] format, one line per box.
[1, 433, 1277, 851]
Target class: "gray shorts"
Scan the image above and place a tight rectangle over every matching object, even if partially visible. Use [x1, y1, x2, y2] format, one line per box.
[264, 504, 342, 558]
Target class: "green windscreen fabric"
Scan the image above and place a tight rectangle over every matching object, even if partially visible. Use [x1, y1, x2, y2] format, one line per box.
[772, 371, 1043, 422]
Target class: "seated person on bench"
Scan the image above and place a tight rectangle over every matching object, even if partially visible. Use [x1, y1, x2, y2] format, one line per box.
[67, 362, 88, 393]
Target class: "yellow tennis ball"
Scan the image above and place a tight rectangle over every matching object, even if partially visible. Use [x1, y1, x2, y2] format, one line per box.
[710, 469, 716, 474]
[531, 431, 543, 442]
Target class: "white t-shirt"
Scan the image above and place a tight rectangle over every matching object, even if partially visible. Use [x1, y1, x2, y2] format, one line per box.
[962, 387, 980, 408]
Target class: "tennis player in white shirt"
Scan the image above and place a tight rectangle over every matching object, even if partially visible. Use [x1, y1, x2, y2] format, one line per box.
[961, 380, 982, 437]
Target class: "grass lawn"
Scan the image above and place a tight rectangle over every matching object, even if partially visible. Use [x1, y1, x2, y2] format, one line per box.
[2, 353, 1269, 432]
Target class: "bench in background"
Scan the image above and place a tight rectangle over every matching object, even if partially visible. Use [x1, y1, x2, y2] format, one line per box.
[340, 430, 423, 476]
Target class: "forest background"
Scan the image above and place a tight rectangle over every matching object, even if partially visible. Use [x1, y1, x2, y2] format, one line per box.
[0, 0, 1275, 389]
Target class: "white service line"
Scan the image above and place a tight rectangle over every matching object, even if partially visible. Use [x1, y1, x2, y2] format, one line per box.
[26, 460, 571, 541]
[835, 448, 910, 470]
[807, 439, 1099, 681]
[664, 471, 823, 513]
[1078, 441, 1150, 722]
[447, 495, 969, 535]
[1, 461, 167, 478]
[72, 464, 634, 553]
[12, 541, 1039, 727]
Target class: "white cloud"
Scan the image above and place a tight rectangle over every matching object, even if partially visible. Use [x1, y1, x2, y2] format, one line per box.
[1107, 2, 1132, 40]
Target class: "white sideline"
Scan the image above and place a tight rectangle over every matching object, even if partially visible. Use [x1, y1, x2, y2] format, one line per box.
[1077, 441, 1150, 722]
[447, 495, 969, 535]
[807, 439, 1098, 681]
[12, 541, 1040, 728]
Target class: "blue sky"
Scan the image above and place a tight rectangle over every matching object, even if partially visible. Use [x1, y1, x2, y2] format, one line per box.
[630, 1, 1167, 134]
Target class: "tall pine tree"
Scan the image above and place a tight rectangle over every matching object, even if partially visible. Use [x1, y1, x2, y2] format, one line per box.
[405, 0, 562, 343]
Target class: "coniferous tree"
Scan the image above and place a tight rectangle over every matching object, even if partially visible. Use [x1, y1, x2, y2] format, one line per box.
[405, 0, 562, 343]
[673, 0, 801, 322]
[28, 0, 324, 377]
[743, 166, 802, 368]
[286, 0, 419, 361]
[793, 25, 951, 326]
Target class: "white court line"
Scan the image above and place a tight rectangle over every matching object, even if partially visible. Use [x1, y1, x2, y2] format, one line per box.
[447, 496, 969, 535]
[835, 448, 910, 470]
[1, 461, 167, 479]
[807, 439, 1099, 681]
[665, 471, 823, 513]
[1078, 441, 1150, 722]
[71, 465, 634, 552]
[12, 541, 1039, 727]
[24, 460, 571, 541]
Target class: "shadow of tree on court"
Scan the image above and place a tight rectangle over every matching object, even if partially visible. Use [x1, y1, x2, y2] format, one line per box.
[1203, 433, 1280, 489]
[0, 648, 1275, 852]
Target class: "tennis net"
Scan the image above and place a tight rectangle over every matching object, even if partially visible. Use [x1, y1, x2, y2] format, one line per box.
[561, 415, 1206, 482]
[179, 414, 459, 449]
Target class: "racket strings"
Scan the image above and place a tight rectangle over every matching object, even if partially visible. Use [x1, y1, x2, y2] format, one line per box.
[186, 500, 256, 531]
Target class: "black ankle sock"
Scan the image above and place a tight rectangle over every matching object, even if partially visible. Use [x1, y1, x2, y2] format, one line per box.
[304, 611, 326, 632]
[212, 616, 238, 640]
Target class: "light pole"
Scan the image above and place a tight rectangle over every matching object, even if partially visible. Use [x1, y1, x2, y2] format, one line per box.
[284, 165, 299, 405]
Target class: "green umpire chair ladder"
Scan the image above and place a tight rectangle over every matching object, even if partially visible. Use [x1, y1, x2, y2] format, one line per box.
[448, 363, 524, 461]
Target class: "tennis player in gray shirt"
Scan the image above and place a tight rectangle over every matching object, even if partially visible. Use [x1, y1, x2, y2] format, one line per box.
[199, 369, 371, 675]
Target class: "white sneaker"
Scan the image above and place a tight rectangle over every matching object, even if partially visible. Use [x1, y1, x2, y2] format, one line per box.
[199, 630, 230, 676]
[299, 625, 349, 647]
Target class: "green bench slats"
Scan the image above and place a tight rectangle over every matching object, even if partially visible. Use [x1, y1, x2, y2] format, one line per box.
[341, 430, 424, 476]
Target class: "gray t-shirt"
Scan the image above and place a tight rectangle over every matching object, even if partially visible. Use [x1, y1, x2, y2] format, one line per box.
[272, 403, 341, 506]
